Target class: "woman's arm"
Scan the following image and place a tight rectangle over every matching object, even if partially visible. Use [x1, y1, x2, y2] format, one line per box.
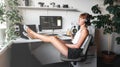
[65, 29, 88, 49]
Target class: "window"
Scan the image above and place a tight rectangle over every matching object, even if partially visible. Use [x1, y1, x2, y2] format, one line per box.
[0, 0, 4, 3]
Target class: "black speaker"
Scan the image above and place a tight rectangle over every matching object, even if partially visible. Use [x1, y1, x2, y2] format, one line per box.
[85, 15, 90, 23]
[14, 23, 21, 36]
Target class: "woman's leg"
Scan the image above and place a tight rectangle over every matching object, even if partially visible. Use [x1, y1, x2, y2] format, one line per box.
[26, 27, 68, 57]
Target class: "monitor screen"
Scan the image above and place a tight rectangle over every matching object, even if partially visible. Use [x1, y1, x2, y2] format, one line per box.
[40, 16, 62, 30]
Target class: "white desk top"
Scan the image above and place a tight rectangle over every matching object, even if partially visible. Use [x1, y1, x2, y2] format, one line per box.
[13, 35, 71, 43]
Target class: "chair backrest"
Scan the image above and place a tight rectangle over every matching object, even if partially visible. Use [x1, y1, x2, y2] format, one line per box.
[82, 34, 92, 55]
[88, 25, 95, 45]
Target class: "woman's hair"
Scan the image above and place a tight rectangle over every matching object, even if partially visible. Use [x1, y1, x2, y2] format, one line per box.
[79, 13, 92, 26]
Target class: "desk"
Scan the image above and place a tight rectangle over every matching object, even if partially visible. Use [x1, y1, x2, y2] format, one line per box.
[12, 35, 71, 56]
[10, 35, 71, 66]
[0, 34, 71, 67]
[0, 31, 71, 55]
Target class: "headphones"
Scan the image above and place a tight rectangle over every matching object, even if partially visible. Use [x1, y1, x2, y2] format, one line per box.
[85, 14, 90, 23]
[85, 13, 91, 25]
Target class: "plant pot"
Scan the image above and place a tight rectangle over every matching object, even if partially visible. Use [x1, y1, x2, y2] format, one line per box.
[102, 51, 116, 64]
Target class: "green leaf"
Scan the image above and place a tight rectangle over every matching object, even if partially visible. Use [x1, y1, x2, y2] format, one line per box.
[91, 4, 101, 14]
[106, 6, 115, 14]
[112, 15, 120, 22]
[106, 5, 120, 16]
[104, 0, 114, 5]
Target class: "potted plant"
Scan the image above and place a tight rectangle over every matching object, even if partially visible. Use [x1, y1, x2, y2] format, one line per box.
[91, 0, 120, 63]
[5, 0, 23, 41]
[0, 0, 23, 42]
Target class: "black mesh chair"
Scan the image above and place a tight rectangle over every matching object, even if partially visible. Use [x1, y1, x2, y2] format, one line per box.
[60, 34, 92, 67]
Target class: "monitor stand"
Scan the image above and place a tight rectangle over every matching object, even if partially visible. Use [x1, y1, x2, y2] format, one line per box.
[49, 29, 58, 36]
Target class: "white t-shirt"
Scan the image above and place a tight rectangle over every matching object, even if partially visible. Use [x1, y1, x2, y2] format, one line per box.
[72, 29, 89, 48]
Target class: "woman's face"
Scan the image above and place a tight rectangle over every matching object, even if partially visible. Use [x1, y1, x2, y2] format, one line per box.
[78, 17, 86, 26]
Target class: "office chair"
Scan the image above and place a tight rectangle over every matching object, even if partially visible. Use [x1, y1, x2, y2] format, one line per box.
[60, 34, 92, 67]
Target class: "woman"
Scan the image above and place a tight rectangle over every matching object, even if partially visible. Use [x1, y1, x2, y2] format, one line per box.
[24, 13, 91, 59]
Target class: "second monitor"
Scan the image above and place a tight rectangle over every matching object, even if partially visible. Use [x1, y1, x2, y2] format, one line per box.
[40, 16, 62, 30]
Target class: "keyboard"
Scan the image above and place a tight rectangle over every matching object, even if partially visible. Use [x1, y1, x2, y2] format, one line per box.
[48, 34, 58, 36]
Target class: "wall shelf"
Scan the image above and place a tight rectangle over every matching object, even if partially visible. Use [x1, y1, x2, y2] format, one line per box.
[18, 6, 80, 12]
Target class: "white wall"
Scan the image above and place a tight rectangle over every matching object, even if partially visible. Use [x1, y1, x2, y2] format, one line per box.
[19, 0, 103, 32]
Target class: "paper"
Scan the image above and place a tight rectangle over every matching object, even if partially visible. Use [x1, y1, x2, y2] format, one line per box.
[57, 19, 61, 26]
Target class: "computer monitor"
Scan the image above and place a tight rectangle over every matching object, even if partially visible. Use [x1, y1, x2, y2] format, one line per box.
[40, 16, 62, 30]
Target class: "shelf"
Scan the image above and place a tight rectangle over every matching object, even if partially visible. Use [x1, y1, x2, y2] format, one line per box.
[18, 6, 80, 12]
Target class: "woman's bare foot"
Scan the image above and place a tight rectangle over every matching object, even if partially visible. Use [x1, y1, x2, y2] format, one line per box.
[23, 25, 52, 42]
[24, 25, 38, 39]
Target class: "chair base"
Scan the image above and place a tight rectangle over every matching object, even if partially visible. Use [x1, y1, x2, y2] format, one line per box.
[69, 62, 74, 67]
